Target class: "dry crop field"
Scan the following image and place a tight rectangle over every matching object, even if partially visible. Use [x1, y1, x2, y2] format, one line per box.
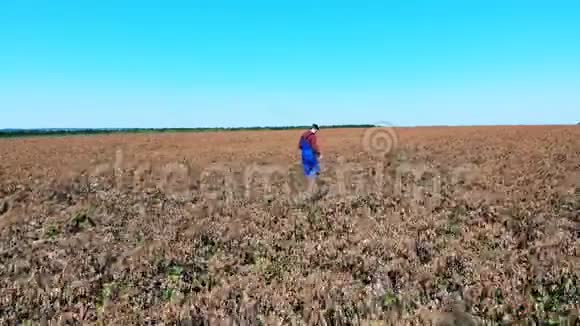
[0, 126, 579, 325]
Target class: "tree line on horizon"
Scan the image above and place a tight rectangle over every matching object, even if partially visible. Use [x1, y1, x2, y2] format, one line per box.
[0, 124, 375, 138]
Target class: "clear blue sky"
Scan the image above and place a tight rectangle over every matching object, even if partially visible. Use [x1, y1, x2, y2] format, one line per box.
[1, 0, 579, 128]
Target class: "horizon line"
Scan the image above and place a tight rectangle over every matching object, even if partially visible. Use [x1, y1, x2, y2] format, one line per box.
[1, 122, 578, 132]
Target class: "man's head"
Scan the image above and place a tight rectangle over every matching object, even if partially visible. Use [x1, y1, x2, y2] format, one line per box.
[311, 123, 320, 134]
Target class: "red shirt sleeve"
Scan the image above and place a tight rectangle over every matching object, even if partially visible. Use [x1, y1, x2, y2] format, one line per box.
[309, 133, 320, 154]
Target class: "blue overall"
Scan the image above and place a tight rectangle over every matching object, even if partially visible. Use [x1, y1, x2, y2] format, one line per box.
[299, 135, 320, 178]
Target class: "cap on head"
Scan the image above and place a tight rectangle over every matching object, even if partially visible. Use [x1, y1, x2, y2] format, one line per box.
[312, 123, 320, 131]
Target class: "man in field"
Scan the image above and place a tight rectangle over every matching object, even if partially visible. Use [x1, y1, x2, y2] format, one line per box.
[298, 124, 323, 196]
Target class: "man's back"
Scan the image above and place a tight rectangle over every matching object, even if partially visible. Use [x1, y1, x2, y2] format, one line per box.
[299, 130, 320, 155]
